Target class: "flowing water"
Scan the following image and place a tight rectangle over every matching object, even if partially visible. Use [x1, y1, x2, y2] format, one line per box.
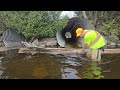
[0, 49, 120, 79]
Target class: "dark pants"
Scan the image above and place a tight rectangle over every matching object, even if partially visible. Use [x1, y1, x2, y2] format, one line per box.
[99, 46, 105, 52]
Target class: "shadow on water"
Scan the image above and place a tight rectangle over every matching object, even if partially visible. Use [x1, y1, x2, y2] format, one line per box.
[0, 49, 120, 79]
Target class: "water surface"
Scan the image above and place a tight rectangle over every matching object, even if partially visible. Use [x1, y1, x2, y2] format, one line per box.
[0, 49, 120, 79]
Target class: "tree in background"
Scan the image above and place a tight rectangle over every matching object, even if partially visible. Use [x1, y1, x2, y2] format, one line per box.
[0, 11, 69, 40]
[0, 11, 120, 40]
[75, 11, 120, 39]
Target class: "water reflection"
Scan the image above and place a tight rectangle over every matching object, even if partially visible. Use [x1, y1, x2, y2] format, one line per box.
[0, 53, 62, 79]
[61, 67, 81, 79]
[60, 54, 85, 79]
[0, 50, 119, 79]
[0, 49, 19, 59]
[101, 54, 120, 79]
[61, 59, 105, 79]
[81, 62, 104, 79]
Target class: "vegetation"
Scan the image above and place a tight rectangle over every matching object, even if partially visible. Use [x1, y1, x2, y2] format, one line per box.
[0, 11, 69, 38]
[0, 11, 120, 39]
[75, 11, 120, 38]
[83, 64, 104, 79]
[0, 11, 119, 79]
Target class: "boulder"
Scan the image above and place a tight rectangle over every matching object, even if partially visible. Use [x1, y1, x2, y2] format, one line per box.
[45, 38, 58, 47]
[32, 38, 58, 48]
[105, 35, 120, 44]
[2, 28, 25, 48]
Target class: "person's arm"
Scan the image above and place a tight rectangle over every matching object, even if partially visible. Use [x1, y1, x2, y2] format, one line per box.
[81, 43, 88, 52]
[81, 34, 90, 53]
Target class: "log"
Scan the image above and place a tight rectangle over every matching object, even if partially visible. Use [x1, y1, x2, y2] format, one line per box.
[18, 47, 120, 55]
[0, 47, 120, 55]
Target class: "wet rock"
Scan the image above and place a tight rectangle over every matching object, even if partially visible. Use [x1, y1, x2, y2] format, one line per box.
[5, 49, 19, 58]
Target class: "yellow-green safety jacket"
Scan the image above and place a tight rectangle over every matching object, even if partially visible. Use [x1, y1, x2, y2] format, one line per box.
[84, 30, 106, 49]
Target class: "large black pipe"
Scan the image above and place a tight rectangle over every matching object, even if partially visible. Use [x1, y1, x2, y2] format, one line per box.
[56, 17, 95, 47]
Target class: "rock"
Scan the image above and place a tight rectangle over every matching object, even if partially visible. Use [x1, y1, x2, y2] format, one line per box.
[2, 28, 25, 48]
[105, 35, 119, 44]
[32, 38, 58, 48]
[0, 41, 5, 47]
[44, 38, 57, 47]
[38, 43, 46, 48]
[0, 36, 3, 42]
[0, 36, 4, 47]
[110, 42, 116, 45]
[5, 49, 19, 58]
[45, 40, 57, 47]
[32, 39, 40, 46]
[106, 42, 116, 49]
[4, 41, 23, 48]
[32, 39, 45, 48]
[116, 43, 120, 48]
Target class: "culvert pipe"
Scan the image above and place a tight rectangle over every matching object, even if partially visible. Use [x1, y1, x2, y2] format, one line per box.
[56, 17, 95, 47]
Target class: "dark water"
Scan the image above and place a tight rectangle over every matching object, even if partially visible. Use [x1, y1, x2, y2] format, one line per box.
[0, 49, 120, 79]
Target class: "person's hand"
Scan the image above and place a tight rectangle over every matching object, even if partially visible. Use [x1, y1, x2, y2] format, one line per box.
[81, 47, 88, 55]
[80, 44, 87, 54]
[81, 48, 85, 54]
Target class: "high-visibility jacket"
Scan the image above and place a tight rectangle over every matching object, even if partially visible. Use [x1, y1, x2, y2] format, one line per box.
[84, 30, 106, 49]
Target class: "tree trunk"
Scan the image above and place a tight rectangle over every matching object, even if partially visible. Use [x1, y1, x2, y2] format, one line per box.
[82, 11, 88, 19]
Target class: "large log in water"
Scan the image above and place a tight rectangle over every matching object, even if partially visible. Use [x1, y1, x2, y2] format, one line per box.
[0, 47, 120, 55]
[18, 47, 120, 55]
